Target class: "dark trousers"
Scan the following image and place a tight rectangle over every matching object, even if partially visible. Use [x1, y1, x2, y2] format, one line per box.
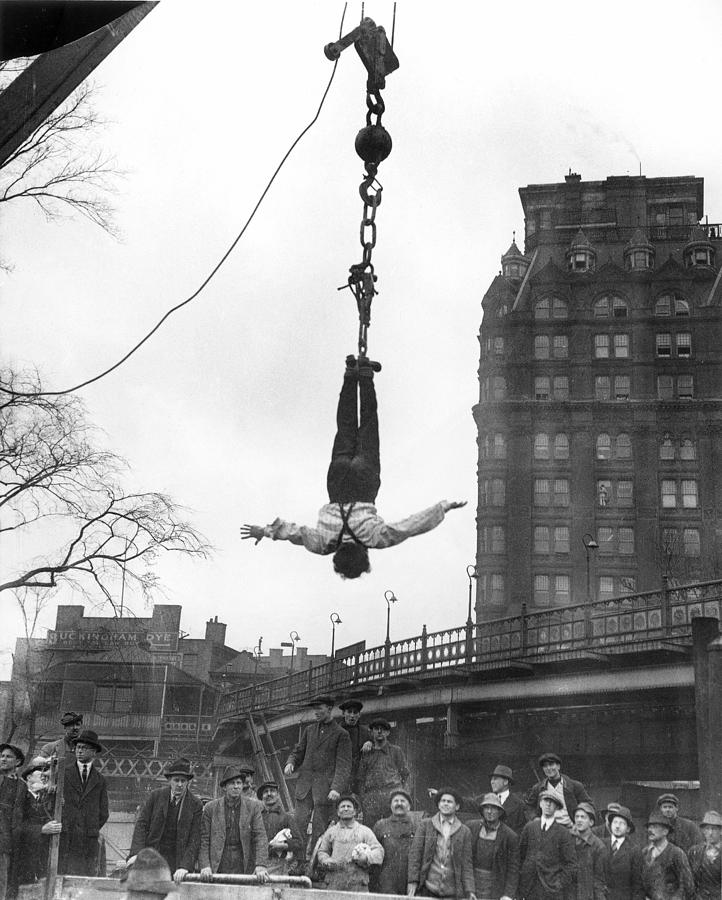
[295, 794, 335, 862]
[58, 832, 99, 876]
[326, 375, 380, 503]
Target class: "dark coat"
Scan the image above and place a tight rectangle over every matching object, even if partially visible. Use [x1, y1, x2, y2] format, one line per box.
[687, 842, 721, 900]
[665, 817, 704, 856]
[287, 719, 351, 802]
[260, 801, 304, 858]
[340, 720, 372, 790]
[198, 796, 269, 873]
[519, 818, 578, 898]
[0, 775, 25, 854]
[467, 819, 520, 899]
[568, 831, 608, 900]
[641, 842, 695, 900]
[129, 786, 202, 871]
[61, 759, 108, 839]
[523, 776, 592, 820]
[503, 793, 530, 835]
[14, 788, 53, 887]
[408, 814, 475, 899]
[603, 836, 644, 900]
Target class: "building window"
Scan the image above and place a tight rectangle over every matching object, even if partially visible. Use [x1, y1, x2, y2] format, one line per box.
[491, 525, 506, 553]
[494, 336, 504, 355]
[534, 479, 550, 506]
[535, 376, 550, 400]
[657, 375, 692, 399]
[682, 480, 698, 508]
[534, 525, 570, 554]
[680, 438, 696, 460]
[553, 376, 569, 400]
[490, 574, 505, 605]
[493, 433, 507, 459]
[614, 334, 630, 358]
[554, 575, 570, 605]
[617, 480, 634, 507]
[619, 527, 635, 555]
[534, 433, 550, 460]
[552, 297, 568, 319]
[597, 479, 633, 507]
[677, 375, 694, 399]
[535, 298, 550, 319]
[655, 293, 690, 317]
[594, 295, 628, 318]
[534, 573, 570, 606]
[595, 376, 611, 400]
[598, 526, 614, 553]
[660, 434, 675, 459]
[616, 433, 632, 459]
[496, 303, 509, 318]
[554, 434, 569, 459]
[534, 335, 550, 359]
[683, 528, 701, 557]
[492, 376, 507, 400]
[480, 479, 506, 507]
[95, 684, 132, 714]
[677, 333, 691, 357]
[534, 526, 550, 553]
[598, 575, 636, 600]
[596, 433, 611, 460]
[615, 376, 630, 399]
[534, 574, 550, 606]
[657, 376, 674, 400]
[657, 332, 692, 357]
[553, 335, 569, 358]
[598, 480, 611, 506]
[595, 334, 610, 358]
[656, 333, 672, 357]
[661, 480, 677, 508]
[553, 478, 569, 506]
[554, 526, 570, 553]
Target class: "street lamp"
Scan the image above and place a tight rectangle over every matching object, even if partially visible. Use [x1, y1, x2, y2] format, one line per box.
[582, 533, 599, 640]
[250, 637, 262, 707]
[329, 613, 342, 660]
[384, 590, 398, 645]
[466, 564, 478, 627]
[281, 630, 301, 673]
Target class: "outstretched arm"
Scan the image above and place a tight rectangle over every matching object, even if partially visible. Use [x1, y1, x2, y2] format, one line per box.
[240, 525, 265, 544]
[441, 500, 467, 512]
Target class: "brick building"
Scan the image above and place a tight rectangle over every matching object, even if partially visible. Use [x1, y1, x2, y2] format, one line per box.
[474, 173, 722, 619]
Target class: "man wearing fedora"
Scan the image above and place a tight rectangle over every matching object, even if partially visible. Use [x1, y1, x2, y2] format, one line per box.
[655, 794, 704, 856]
[688, 811, 721, 900]
[490, 765, 528, 836]
[466, 792, 520, 900]
[408, 787, 475, 899]
[284, 695, 351, 863]
[129, 757, 202, 884]
[357, 718, 409, 829]
[339, 700, 372, 790]
[641, 811, 694, 900]
[39, 712, 83, 759]
[568, 802, 608, 900]
[603, 806, 643, 900]
[1, 743, 26, 900]
[519, 789, 577, 900]
[256, 780, 304, 875]
[523, 754, 592, 829]
[57, 729, 108, 876]
[199, 766, 269, 881]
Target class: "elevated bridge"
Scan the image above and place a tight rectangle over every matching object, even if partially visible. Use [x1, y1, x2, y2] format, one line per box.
[215, 580, 722, 812]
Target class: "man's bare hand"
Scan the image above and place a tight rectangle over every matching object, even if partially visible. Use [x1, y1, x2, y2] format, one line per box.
[361, 741, 373, 753]
[240, 525, 264, 544]
[173, 869, 188, 884]
[284, 763, 295, 776]
[328, 789, 340, 802]
[441, 500, 467, 512]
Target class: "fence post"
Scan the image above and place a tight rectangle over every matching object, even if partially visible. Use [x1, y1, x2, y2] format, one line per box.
[420, 624, 428, 672]
[521, 603, 528, 654]
[465, 619, 474, 665]
[661, 575, 671, 637]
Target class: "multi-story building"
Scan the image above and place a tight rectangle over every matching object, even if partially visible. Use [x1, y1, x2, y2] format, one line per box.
[474, 173, 722, 620]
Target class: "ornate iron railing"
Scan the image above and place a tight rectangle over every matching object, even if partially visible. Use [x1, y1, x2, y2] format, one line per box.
[218, 580, 722, 719]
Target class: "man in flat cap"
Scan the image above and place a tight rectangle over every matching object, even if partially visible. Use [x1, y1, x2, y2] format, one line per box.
[568, 802, 608, 900]
[641, 811, 694, 900]
[523, 753, 591, 829]
[357, 718, 409, 829]
[467, 792, 520, 900]
[339, 700, 372, 791]
[284, 695, 351, 864]
[688, 811, 721, 900]
[519, 790, 577, 900]
[256, 781, 304, 875]
[39, 712, 83, 759]
[490, 765, 528, 836]
[58, 729, 108, 876]
[0, 744, 26, 900]
[372, 789, 416, 894]
[199, 766, 269, 881]
[129, 757, 202, 884]
[655, 794, 703, 856]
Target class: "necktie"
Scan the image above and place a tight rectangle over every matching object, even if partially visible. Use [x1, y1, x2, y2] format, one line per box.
[612, 839, 619, 853]
[81, 764, 88, 784]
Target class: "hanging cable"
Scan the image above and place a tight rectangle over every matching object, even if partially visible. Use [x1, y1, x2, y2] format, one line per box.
[1, 4, 348, 399]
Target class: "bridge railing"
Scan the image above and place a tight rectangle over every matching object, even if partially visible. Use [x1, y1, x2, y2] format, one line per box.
[218, 580, 722, 718]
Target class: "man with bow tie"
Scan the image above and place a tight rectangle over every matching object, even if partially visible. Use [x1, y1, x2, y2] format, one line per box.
[128, 757, 202, 884]
[58, 730, 108, 876]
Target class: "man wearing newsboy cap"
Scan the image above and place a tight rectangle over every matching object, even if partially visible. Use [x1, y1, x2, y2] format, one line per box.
[523, 753, 592, 829]
[39, 711, 83, 759]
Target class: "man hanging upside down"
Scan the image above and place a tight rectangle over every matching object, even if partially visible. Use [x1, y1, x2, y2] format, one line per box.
[241, 356, 466, 579]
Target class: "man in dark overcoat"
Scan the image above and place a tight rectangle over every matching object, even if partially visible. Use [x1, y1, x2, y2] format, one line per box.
[467, 792, 520, 900]
[523, 754, 592, 828]
[256, 780, 303, 875]
[640, 811, 694, 900]
[283, 695, 351, 862]
[198, 766, 269, 880]
[603, 806, 643, 900]
[490, 765, 529, 835]
[58, 729, 109, 876]
[129, 757, 202, 883]
[0, 744, 26, 899]
[519, 790, 577, 900]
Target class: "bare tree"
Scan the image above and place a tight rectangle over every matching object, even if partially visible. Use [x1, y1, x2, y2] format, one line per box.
[1, 368, 210, 606]
[0, 73, 122, 246]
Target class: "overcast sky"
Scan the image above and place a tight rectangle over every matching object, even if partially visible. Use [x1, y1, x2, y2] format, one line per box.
[3, 0, 722, 677]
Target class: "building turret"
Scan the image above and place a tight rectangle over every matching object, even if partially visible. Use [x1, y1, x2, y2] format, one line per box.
[566, 228, 596, 272]
[624, 226, 655, 270]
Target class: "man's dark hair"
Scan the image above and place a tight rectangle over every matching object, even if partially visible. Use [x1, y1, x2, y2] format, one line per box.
[333, 542, 370, 579]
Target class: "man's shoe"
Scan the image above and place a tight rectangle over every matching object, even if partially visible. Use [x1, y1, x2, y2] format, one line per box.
[358, 356, 382, 372]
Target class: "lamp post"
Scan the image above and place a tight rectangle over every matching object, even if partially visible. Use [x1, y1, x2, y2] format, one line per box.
[582, 533, 599, 640]
[281, 630, 301, 673]
[250, 637, 262, 708]
[329, 613, 342, 660]
[384, 590, 398, 645]
[466, 564, 478, 628]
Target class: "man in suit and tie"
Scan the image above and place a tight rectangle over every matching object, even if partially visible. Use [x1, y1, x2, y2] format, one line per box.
[490, 765, 529, 836]
[128, 757, 203, 884]
[519, 790, 577, 900]
[603, 806, 643, 900]
[283, 695, 351, 863]
[198, 766, 269, 880]
[58, 729, 109, 876]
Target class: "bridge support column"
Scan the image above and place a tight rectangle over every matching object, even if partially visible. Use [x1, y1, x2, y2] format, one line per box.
[444, 704, 460, 750]
[692, 616, 722, 810]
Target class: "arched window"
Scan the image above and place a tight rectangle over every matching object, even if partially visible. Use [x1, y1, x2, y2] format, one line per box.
[493, 433, 507, 459]
[655, 293, 690, 317]
[534, 433, 550, 459]
[616, 433, 632, 459]
[659, 434, 675, 460]
[596, 433, 612, 460]
[595, 294, 628, 318]
[534, 298, 550, 320]
[680, 438, 696, 460]
[552, 297, 568, 319]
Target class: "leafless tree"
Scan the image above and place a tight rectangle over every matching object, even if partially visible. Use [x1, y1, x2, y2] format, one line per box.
[1, 368, 210, 607]
[0, 71, 122, 249]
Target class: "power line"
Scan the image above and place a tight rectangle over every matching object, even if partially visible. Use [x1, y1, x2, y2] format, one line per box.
[2, 4, 348, 399]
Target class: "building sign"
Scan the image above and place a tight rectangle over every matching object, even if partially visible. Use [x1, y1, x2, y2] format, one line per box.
[47, 629, 179, 651]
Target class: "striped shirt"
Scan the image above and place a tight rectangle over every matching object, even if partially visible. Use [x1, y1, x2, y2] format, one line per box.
[263, 502, 446, 554]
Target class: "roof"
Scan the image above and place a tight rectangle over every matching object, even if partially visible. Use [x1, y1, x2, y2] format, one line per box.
[569, 228, 594, 250]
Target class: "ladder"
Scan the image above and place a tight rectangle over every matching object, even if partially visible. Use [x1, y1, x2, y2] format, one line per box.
[247, 713, 294, 812]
